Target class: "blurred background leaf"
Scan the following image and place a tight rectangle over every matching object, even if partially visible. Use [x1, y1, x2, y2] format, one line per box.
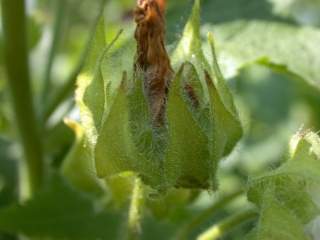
[0, 173, 121, 240]
[0, 138, 18, 240]
[0, 139, 18, 208]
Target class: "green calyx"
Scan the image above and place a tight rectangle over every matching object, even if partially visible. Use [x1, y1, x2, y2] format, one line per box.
[75, 0, 243, 191]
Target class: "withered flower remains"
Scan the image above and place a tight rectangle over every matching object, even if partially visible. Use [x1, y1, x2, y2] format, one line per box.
[134, 0, 173, 126]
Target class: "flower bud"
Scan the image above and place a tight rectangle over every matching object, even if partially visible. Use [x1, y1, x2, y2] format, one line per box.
[77, 0, 243, 191]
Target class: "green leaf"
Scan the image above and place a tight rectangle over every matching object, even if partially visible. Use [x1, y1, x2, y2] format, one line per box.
[248, 196, 309, 240]
[211, 20, 320, 91]
[272, 0, 320, 26]
[166, 0, 290, 42]
[0, 174, 121, 240]
[246, 130, 320, 239]
[199, 0, 287, 24]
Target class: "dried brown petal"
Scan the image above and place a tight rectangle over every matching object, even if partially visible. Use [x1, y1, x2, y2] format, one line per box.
[184, 83, 200, 108]
[134, 0, 173, 126]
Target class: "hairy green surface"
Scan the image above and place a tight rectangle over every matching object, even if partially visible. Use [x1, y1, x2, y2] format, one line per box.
[165, 67, 211, 189]
[247, 131, 320, 239]
[95, 78, 138, 177]
[72, 0, 243, 191]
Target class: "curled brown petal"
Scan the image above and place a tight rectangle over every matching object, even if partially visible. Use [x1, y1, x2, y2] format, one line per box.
[134, 0, 173, 126]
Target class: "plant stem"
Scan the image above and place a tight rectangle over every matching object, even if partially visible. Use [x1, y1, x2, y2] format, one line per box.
[197, 209, 258, 240]
[1, 0, 44, 194]
[127, 177, 145, 240]
[41, 0, 66, 104]
[42, 0, 107, 123]
[177, 190, 244, 240]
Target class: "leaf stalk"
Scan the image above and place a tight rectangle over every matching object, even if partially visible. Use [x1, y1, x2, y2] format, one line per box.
[41, 0, 66, 105]
[127, 177, 145, 240]
[1, 0, 44, 195]
[197, 208, 258, 240]
[43, 0, 107, 123]
[177, 190, 244, 240]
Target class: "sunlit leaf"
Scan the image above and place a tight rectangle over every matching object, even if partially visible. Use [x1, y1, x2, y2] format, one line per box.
[248, 196, 309, 240]
[210, 20, 320, 91]
[166, 0, 290, 42]
[247, 130, 320, 239]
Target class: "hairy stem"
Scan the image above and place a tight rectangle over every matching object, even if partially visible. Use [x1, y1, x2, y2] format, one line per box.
[42, 0, 107, 123]
[1, 0, 44, 194]
[41, 0, 66, 104]
[127, 178, 145, 240]
[197, 209, 258, 240]
[177, 190, 244, 240]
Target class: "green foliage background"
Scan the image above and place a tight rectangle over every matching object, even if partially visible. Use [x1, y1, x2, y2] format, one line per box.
[0, 0, 320, 239]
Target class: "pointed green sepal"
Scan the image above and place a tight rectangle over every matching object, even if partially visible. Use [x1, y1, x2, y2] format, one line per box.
[95, 74, 137, 178]
[61, 119, 106, 196]
[207, 33, 243, 158]
[165, 66, 211, 189]
[171, 0, 211, 75]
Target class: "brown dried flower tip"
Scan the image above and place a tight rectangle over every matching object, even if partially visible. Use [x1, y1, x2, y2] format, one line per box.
[134, 0, 173, 126]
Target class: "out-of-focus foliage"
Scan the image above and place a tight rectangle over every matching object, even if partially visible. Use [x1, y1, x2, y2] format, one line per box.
[205, 21, 320, 91]
[0, 139, 18, 208]
[0, 173, 121, 240]
[271, 0, 320, 26]
[0, 0, 319, 239]
[61, 119, 106, 196]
